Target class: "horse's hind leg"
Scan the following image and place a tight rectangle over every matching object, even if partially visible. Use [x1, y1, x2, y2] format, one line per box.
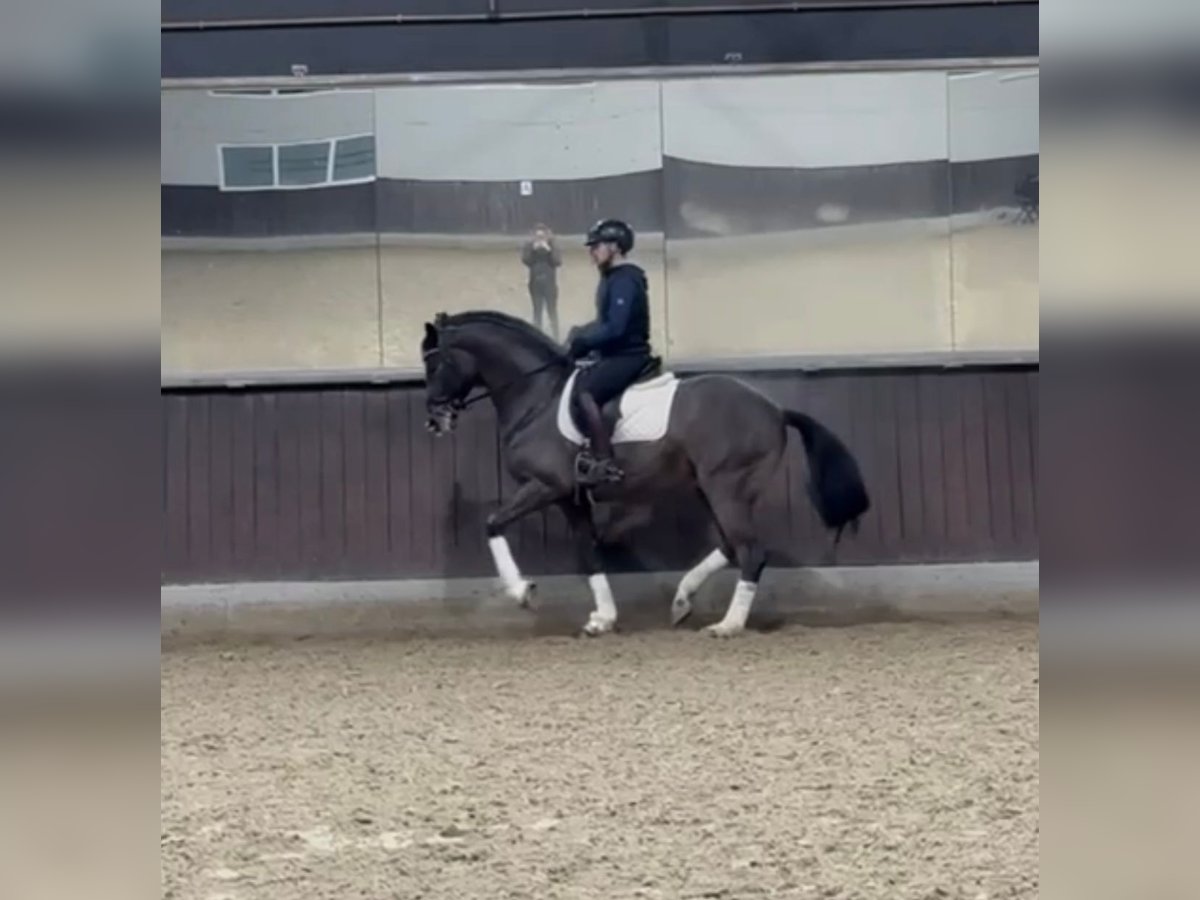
[696, 477, 768, 638]
[671, 491, 734, 626]
[670, 548, 730, 626]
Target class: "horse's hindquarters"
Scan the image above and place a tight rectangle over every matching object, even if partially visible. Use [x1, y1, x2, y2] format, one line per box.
[668, 375, 788, 477]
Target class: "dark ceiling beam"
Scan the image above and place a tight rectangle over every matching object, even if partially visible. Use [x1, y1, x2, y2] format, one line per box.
[162, 0, 1036, 33]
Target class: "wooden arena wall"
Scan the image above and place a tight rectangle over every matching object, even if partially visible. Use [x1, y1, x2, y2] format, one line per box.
[161, 364, 1038, 585]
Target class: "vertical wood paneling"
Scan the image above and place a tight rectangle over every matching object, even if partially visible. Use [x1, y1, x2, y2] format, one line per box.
[818, 373, 862, 563]
[253, 393, 280, 577]
[163, 395, 190, 577]
[385, 391, 410, 567]
[298, 393, 327, 575]
[318, 391, 346, 573]
[185, 394, 211, 574]
[208, 394, 236, 573]
[960, 373, 993, 556]
[342, 390, 370, 572]
[1026, 370, 1039, 532]
[161, 365, 1039, 584]
[916, 373, 948, 552]
[983, 373, 1016, 553]
[1005, 372, 1037, 557]
[230, 394, 257, 573]
[276, 392, 307, 573]
[429, 406, 456, 576]
[893, 376, 925, 555]
[939, 371, 972, 556]
[868, 376, 904, 558]
[363, 391, 392, 571]
[399, 391, 432, 573]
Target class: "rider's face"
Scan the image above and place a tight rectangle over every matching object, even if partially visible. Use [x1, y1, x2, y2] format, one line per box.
[588, 242, 616, 269]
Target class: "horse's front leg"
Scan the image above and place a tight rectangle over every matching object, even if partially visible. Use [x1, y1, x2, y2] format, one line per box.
[486, 479, 560, 608]
[560, 500, 617, 637]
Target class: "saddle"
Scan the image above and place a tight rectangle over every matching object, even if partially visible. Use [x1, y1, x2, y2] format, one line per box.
[596, 355, 664, 431]
[561, 354, 676, 486]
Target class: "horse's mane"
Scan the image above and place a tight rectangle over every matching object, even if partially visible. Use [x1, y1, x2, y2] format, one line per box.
[440, 310, 569, 363]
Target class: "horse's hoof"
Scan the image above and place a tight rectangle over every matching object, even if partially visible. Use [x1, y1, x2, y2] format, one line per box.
[670, 595, 693, 627]
[515, 581, 537, 610]
[703, 622, 745, 638]
[581, 614, 616, 637]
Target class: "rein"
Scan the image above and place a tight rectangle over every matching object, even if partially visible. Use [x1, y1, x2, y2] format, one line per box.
[423, 347, 565, 410]
[460, 359, 563, 409]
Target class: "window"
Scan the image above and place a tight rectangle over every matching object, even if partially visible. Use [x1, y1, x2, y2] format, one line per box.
[218, 135, 376, 191]
[332, 135, 376, 182]
[220, 145, 274, 189]
[278, 142, 331, 186]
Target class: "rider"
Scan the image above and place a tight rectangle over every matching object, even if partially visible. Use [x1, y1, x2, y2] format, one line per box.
[565, 218, 654, 486]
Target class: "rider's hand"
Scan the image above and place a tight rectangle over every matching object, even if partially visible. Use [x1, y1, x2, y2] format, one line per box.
[564, 328, 583, 359]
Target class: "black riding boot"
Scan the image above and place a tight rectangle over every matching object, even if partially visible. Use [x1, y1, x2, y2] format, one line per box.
[576, 392, 623, 486]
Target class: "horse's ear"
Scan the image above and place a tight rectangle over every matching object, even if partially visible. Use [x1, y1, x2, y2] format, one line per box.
[422, 321, 437, 349]
[434, 312, 449, 328]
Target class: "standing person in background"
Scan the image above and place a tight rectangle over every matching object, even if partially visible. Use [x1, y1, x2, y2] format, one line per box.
[520, 224, 562, 340]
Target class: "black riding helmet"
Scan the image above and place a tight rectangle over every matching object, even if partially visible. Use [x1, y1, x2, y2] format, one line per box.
[584, 218, 635, 254]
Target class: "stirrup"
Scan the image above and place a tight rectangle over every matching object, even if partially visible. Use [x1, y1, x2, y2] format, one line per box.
[575, 450, 623, 486]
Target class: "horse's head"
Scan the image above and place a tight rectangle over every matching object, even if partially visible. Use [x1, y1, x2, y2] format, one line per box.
[421, 317, 480, 437]
[421, 310, 570, 435]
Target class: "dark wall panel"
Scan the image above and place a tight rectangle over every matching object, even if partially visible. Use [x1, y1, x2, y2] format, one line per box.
[161, 183, 377, 237]
[161, 365, 1039, 585]
[162, 174, 665, 238]
[664, 156, 1038, 238]
[163, 0, 1031, 24]
[162, 5, 1038, 79]
[161, 158, 1035, 238]
[375, 171, 663, 235]
[951, 155, 1038, 214]
[663, 6, 1037, 66]
[664, 157, 950, 238]
[163, 0, 493, 22]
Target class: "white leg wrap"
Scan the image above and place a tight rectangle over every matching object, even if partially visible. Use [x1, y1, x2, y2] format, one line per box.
[722, 580, 757, 629]
[588, 573, 617, 622]
[677, 549, 729, 598]
[705, 580, 757, 637]
[583, 573, 618, 635]
[671, 548, 729, 626]
[488, 536, 530, 602]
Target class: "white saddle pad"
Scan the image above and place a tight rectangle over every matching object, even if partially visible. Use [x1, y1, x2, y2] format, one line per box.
[557, 367, 680, 445]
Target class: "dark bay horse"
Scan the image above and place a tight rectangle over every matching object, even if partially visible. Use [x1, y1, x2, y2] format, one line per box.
[422, 310, 870, 637]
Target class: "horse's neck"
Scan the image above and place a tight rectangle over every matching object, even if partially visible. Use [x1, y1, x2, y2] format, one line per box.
[461, 329, 564, 431]
[498, 366, 567, 438]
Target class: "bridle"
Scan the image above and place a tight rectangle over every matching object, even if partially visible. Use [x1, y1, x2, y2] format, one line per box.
[423, 345, 564, 412]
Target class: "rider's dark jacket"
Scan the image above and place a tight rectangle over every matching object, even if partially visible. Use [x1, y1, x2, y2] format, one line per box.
[567, 262, 651, 359]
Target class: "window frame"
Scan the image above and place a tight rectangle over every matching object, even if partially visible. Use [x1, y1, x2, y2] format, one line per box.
[216, 133, 377, 192]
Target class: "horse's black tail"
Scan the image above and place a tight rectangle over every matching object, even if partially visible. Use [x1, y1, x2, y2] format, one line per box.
[784, 410, 871, 547]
